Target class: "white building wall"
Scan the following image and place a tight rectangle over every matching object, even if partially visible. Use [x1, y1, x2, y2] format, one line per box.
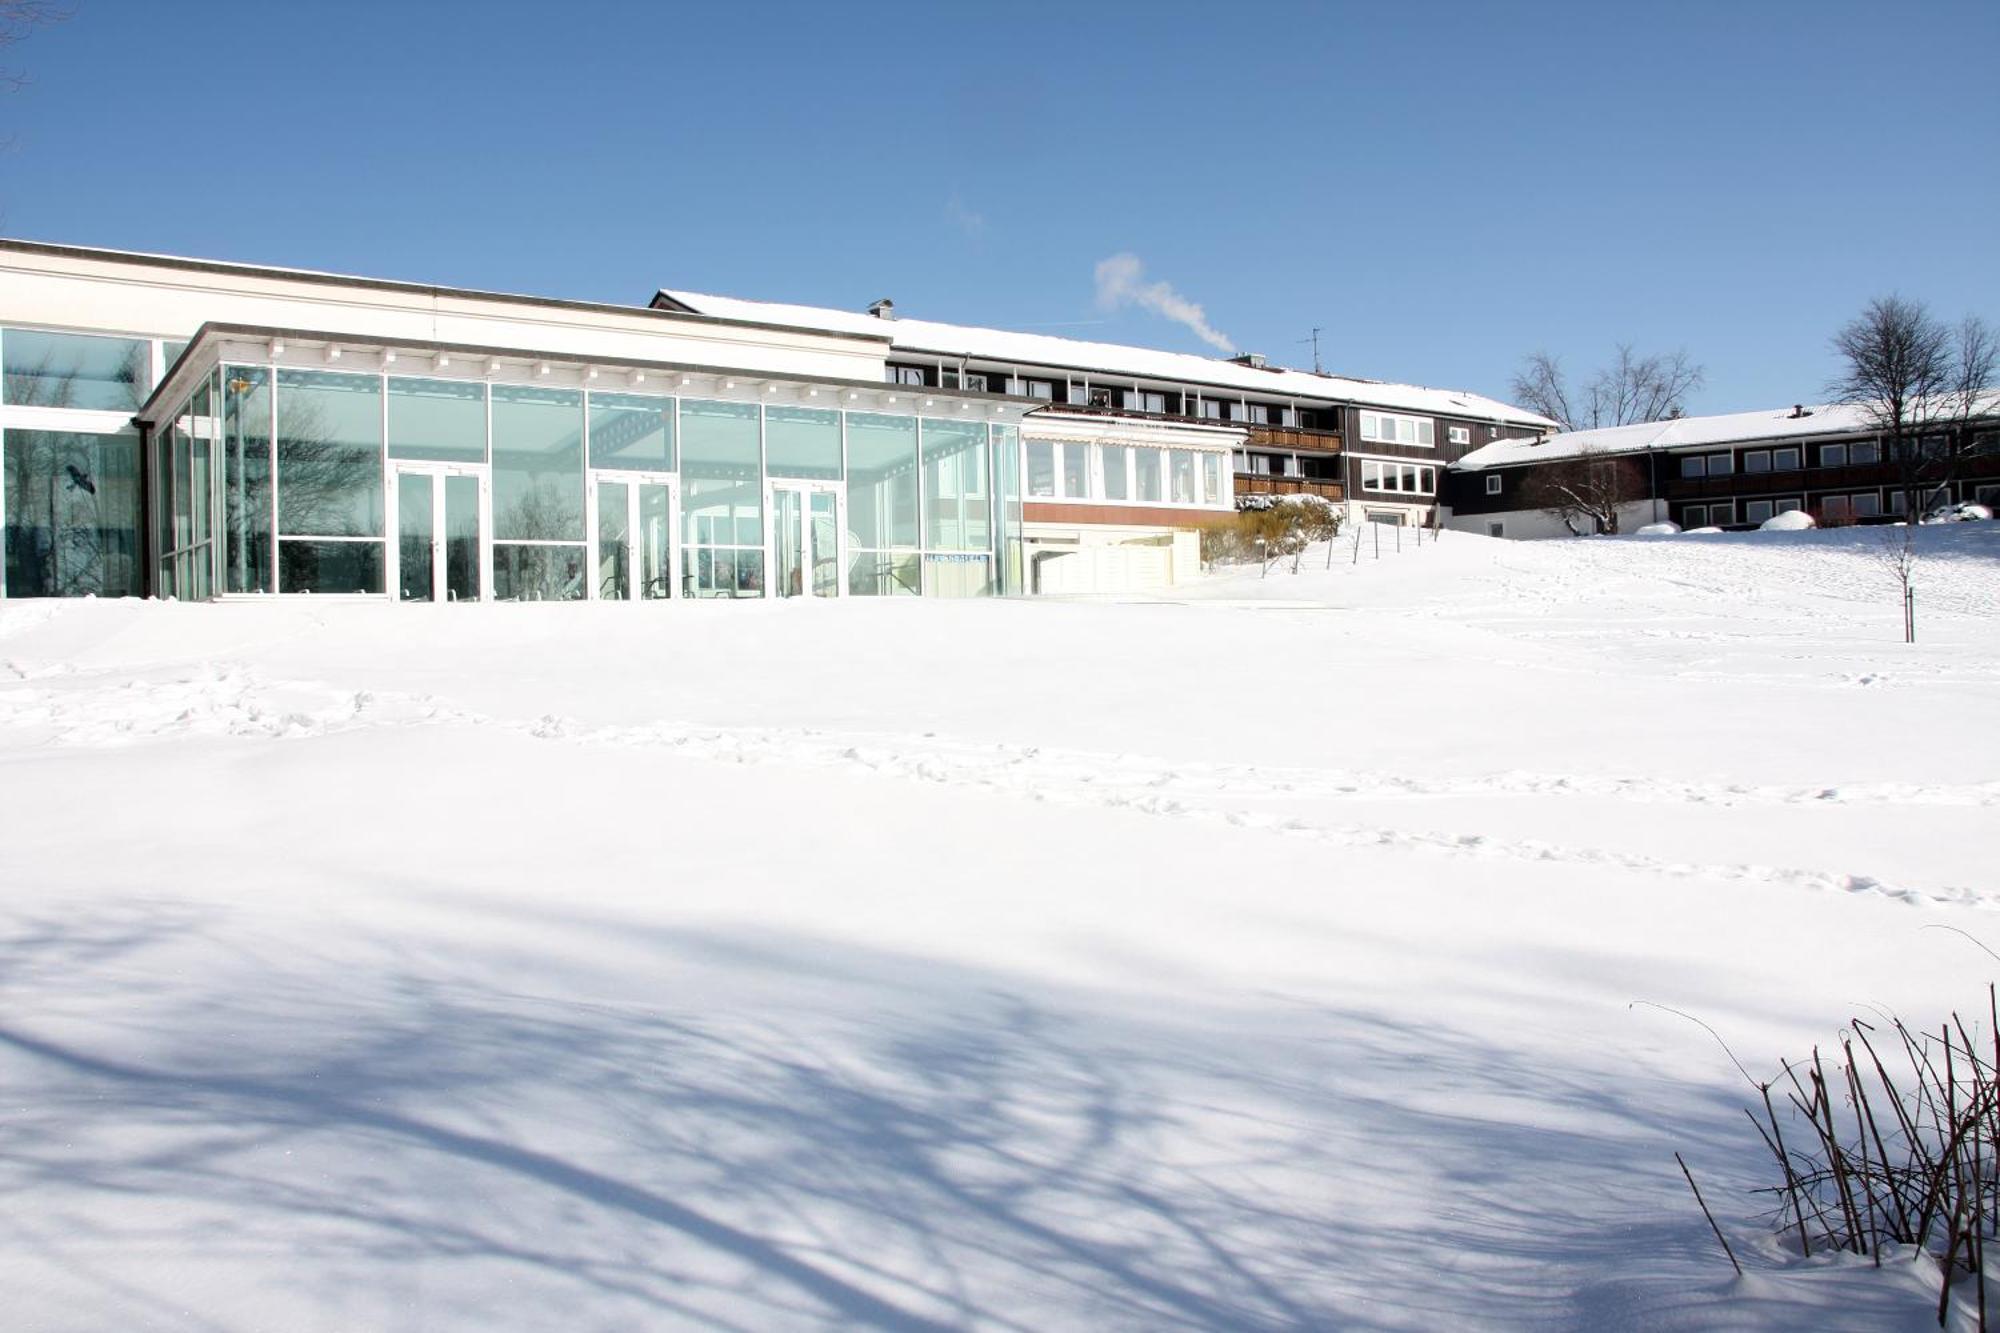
[0, 245, 888, 383]
[1444, 499, 1659, 539]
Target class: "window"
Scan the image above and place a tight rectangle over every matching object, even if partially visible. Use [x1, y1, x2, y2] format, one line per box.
[920, 418, 988, 552]
[1484, 474, 1502, 496]
[1025, 440, 1055, 497]
[1772, 447, 1801, 470]
[1060, 442, 1090, 498]
[3, 328, 149, 410]
[1360, 460, 1436, 493]
[1775, 498, 1802, 514]
[3, 428, 143, 597]
[1007, 378, 1054, 401]
[1680, 452, 1733, 478]
[384, 378, 486, 464]
[1742, 450, 1771, 474]
[1134, 448, 1163, 501]
[764, 405, 841, 480]
[845, 412, 920, 594]
[1448, 426, 1472, 446]
[1852, 440, 1881, 464]
[677, 399, 764, 599]
[1358, 411, 1436, 447]
[961, 373, 987, 393]
[1743, 500, 1773, 524]
[1818, 443, 1847, 468]
[1704, 501, 1732, 525]
[886, 365, 925, 387]
[1100, 444, 1130, 501]
[1170, 449, 1196, 503]
[1488, 522, 1504, 538]
[1198, 399, 1222, 421]
[274, 370, 385, 593]
[1245, 403, 1271, 425]
[1122, 389, 1166, 415]
[220, 367, 273, 594]
[1852, 493, 1881, 518]
[1200, 453, 1224, 504]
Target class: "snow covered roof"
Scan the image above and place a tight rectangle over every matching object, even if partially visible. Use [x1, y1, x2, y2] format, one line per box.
[654, 288, 1559, 429]
[1451, 392, 2000, 471]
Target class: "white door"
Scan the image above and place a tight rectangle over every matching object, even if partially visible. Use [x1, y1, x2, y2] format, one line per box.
[767, 482, 842, 599]
[391, 465, 488, 602]
[590, 473, 678, 600]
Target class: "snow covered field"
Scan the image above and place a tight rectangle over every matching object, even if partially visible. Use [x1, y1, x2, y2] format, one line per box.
[2, 525, 1995, 1331]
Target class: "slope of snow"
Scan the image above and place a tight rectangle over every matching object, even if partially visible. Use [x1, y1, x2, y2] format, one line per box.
[1, 526, 1996, 1330]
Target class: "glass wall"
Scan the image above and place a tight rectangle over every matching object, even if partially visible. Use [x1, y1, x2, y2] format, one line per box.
[847, 412, 919, 595]
[588, 391, 674, 471]
[3, 329, 149, 411]
[680, 398, 762, 597]
[2, 428, 143, 597]
[492, 385, 585, 600]
[221, 367, 273, 593]
[765, 406, 841, 480]
[276, 369, 384, 593]
[140, 352, 1021, 603]
[389, 377, 486, 463]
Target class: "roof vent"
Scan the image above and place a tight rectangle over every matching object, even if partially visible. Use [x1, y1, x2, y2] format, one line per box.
[867, 298, 895, 320]
[1788, 403, 1813, 418]
[1229, 352, 1266, 368]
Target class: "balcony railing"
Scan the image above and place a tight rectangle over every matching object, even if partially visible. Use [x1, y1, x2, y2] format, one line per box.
[1038, 402, 1342, 451]
[1234, 474, 1345, 501]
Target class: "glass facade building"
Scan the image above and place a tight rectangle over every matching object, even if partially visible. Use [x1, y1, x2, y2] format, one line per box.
[142, 339, 1026, 604]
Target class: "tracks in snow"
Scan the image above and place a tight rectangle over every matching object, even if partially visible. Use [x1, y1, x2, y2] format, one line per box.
[1, 664, 1992, 910]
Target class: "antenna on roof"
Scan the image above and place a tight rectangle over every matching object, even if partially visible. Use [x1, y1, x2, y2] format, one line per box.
[1297, 327, 1323, 375]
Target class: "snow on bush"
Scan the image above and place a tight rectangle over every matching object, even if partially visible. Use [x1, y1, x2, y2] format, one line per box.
[1760, 510, 1817, 531]
[1925, 501, 1993, 523]
[1635, 521, 1682, 536]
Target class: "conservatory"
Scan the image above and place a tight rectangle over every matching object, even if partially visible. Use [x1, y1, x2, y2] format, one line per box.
[136, 326, 1028, 603]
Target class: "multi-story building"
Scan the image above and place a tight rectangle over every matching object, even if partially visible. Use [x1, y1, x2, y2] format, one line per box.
[0, 237, 1553, 605]
[1443, 401, 2000, 539]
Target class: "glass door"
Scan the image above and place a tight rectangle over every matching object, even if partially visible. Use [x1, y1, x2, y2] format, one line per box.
[392, 466, 485, 602]
[769, 482, 841, 599]
[591, 473, 677, 600]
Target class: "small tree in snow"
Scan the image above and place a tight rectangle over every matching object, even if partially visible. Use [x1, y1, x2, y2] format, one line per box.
[1874, 523, 1918, 643]
[1520, 447, 1644, 535]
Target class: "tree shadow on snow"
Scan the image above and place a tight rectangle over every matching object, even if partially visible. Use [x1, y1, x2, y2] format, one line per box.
[0, 897, 1884, 1332]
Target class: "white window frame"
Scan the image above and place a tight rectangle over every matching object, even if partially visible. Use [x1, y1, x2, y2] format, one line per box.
[1448, 425, 1471, 446]
[1484, 474, 1502, 495]
[1358, 411, 1436, 447]
[1357, 456, 1436, 495]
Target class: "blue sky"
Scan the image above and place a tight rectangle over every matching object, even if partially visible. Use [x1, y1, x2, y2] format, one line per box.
[3, 0, 1995, 413]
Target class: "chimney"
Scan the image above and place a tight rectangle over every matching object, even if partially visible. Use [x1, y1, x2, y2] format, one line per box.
[867, 298, 895, 320]
[1230, 352, 1266, 369]
[1788, 404, 1813, 419]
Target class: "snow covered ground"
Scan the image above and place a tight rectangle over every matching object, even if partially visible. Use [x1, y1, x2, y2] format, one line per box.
[1, 524, 1995, 1331]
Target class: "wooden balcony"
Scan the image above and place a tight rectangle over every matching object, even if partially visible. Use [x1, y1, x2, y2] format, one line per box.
[1244, 424, 1343, 455]
[1234, 474, 1345, 502]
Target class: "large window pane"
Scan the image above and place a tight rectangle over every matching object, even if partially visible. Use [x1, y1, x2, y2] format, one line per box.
[847, 549, 919, 597]
[765, 405, 841, 480]
[1100, 444, 1130, 501]
[494, 542, 584, 601]
[921, 418, 988, 552]
[276, 370, 383, 538]
[1171, 449, 1196, 503]
[1025, 440, 1055, 497]
[221, 366, 273, 593]
[3, 328, 148, 410]
[682, 546, 764, 598]
[492, 385, 583, 541]
[589, 391, 675, 471]
[3, 429, 142, 597]
[279, 539, 383, 594]
[389, 377, 486, 463]
[847, 413, 917, 548]
[680, 399, 761, 547]
[1201, 452, 1224, 503]
[1135, 447, 1163, 501]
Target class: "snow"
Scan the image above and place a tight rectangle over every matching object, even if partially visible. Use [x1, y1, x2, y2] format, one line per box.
[3, 525, 1998, 1330]
[1451, 391, 2000, 470]
[1760, 509, 1817, 530]
[1636, 521, 1683, 535]
[657, 288, 1558, 428]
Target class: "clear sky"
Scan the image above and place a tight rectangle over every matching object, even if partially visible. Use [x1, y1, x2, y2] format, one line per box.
[3, 0, 1995, 414]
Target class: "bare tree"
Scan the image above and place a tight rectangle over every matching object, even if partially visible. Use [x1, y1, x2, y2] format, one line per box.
[0, 2, 66, 94]
[1511, 345, 1705, 431]
[1827, 296, 1998, 522]
[1520, 447, 1646, 535]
